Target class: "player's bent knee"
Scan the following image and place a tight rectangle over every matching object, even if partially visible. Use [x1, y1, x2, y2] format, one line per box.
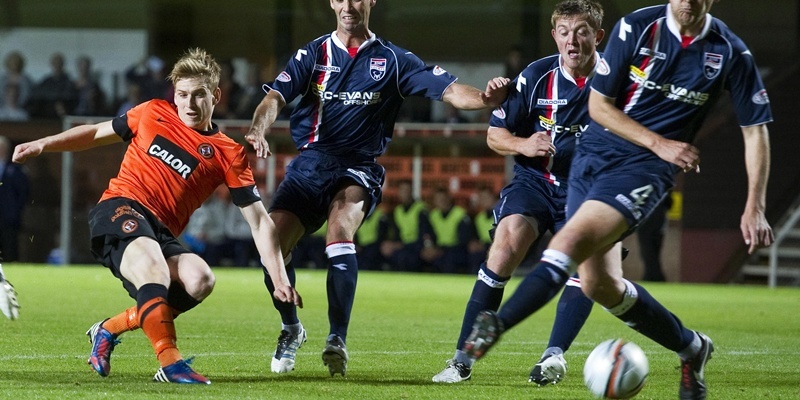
[192, 270, 216, 300]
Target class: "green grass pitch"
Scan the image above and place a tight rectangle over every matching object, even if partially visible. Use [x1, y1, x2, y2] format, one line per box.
[0, 264, 798, 399]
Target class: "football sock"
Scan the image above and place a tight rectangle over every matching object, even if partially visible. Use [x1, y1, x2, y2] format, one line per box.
[282, 322, 304, 336]
[456, 263, 508, 352]
[325, 242, 358, 341]
[547, 276, 594, 352]
[606, 280, 695, 352]
[678, 332, 702, 360]
[101, 298, 194, 337]
[263, 254, 299, 325]
[496, 250, 573, 329]
[137, 283, 181, 367]
[167, 281, 201, 313]
[453, 350, 472, 366]
[101, 306, 139, 336]
[541, 346, 564, 358]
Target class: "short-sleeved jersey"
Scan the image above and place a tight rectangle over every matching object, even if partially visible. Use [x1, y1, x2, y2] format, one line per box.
[489, 53, 601, 186]
[267, 31, 458, 158]
[587, 4, 772, 154]
[102, 100, 260, 235]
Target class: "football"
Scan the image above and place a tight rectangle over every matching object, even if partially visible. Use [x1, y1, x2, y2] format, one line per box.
[583, 339, 648, 399]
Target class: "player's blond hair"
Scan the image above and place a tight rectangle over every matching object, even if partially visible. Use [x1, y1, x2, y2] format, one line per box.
[551, 0, 604, 31]
[168, 48, 221, 89]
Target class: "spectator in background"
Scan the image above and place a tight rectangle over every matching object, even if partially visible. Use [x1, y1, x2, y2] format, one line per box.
[0, 136, 29, 261]
[0, 51, 34, 110]
[383, 180, 433, 272]
[125, 55, 171, 102]
[223, 190, 259, 267]
[213, 59, 243, 120]
[72, 55, 107, 116]
[504, 45, 525, 80]
[234, 62, 268, 119]
[355, 204, 389, 271]
[422, 187, 473, 274]
[467, 186, 496, 274]
[0, 83, 30, 121]
[637, 191, 673, 282]
[180, 186, 227, 266]
[116, 81, 144, 116]
[293, 222, 328, 269]
[28, 52, 77, 118]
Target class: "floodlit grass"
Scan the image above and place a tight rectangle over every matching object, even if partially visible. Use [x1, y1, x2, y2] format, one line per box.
[1, 264, 799, 399]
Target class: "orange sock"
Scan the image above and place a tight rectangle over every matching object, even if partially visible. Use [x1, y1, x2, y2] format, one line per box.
[101, 305, 184, 336]
[139, 297, 182, 367]
[101, 306, 139, 336]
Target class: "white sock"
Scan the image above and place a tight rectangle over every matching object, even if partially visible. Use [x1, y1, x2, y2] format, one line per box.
[678, 332, 702, 360]
[454, 350, 473, 367]
[282, 322, 303, 336]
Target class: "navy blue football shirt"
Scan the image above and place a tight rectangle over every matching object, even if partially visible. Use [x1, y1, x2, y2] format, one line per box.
[267, 32, 458, 158]
[587, 4, 772, 153]
[489, 53, 601, 186]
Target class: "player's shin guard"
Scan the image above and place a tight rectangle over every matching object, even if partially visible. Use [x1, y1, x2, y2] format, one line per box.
[456, 263, 509, 350]
[263, 254, 299, 325]
[137, 283, 181, 367]
[496, 250, 573, 330]
[101, 306, 140, 336]
[325, 242, 358, 341]
[548, 276, 594, 352]
[605, 279, 695, 352]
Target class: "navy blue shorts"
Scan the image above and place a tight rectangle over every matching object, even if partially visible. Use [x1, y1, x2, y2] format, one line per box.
[493, 171, 569, 238]
[270, 149, 385, 234]
[567, 146, 674, 239]
[88, 197, 190, 298]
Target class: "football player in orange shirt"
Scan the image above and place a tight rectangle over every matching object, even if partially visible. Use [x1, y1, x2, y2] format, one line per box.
[12, 48, 301, 384]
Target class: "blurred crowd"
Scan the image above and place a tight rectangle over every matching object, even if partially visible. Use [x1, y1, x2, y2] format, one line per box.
[0, 50, 491, 124]
[0, 50, 269, 122]
[180, 182, 539, 274]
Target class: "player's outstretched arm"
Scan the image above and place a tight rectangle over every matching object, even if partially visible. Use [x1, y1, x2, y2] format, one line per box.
[442, 77, 510, 110]
[740, 124, 773, 254]
[240, 201, 303, 307]
[245, 90, 286, 159]
[588, 89, 701, 172]
[12, 121, 120, 164]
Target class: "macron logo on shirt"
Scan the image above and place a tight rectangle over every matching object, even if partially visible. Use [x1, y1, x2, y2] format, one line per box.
[148, 135, 199, 179]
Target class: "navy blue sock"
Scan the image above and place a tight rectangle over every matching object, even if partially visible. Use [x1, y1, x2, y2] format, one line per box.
[496, 258, 569, 330]
[547, 276, 594, 352]
[263, 256, 298, 325]
[608, 280, 695, 352]
[326, 242, 359, 342]
[456, 263, 509, 350]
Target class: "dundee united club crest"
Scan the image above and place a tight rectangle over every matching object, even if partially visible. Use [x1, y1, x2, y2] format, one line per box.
[121, 219, 139, 233]
[198, 143, 214, 159]
[370, 58, 386, 81]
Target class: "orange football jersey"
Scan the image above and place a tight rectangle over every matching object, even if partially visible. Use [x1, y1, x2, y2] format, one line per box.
[101, 100, 260, 235]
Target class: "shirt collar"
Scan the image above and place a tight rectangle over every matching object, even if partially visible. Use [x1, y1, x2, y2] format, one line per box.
[330, 30, 377, 53]
[558, 51, 601, 86]
[665, 2, 713, 44]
